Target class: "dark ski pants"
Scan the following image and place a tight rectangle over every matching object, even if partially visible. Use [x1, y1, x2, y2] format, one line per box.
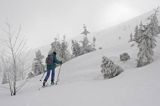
[44, 68, 55, 82]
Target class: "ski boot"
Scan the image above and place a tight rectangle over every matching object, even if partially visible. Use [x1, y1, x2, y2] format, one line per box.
[42, 81, 46, 87]
[51, 80, 54, 85]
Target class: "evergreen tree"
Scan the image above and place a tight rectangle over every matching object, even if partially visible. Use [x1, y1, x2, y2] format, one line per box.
[51, 38, 61, 55]
[71, 24, 96, 57]
[129, 33, 133, 42]
[32, 50, 45, 75]
[80, 24, 90, 36]
[132, 9, 159, 67]
[60, 36, 71, 62]
[92, 36, 96, 49]
[80, 24, 96, 54]
[133, 25, 140, 43]
[50, 38, 61, 59]
[71, 40, 82, 57]
[51, 36, 71, 62]
[101, 56, 123, 79]
[148, 8, 160, 36]
[81, 35, 89, 48]
[80, 35, 90, 54]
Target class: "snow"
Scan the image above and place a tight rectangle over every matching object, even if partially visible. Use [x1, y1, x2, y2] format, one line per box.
[0, 10, 160, 106]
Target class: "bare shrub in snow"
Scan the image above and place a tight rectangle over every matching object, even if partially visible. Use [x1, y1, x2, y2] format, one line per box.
[0, 23, 27, 96]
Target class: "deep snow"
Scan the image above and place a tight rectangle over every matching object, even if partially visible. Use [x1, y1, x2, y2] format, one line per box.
[0, 10, 160, 106]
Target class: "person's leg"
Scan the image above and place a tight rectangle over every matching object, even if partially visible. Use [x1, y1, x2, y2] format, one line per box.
[51, 68, 55, 84]
[43, 69, 51, 86]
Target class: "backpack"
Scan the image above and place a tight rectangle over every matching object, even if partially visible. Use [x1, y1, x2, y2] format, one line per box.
[46, 55, 53, 65]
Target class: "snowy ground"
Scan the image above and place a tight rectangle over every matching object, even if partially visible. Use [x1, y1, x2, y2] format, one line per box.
[0, 39, 160, 106]
[0, 11, 160, 106]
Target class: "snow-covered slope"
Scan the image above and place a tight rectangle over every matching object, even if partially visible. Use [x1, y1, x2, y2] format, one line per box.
[1, 38, 160, 106]
[90, 10, 159, 49]
[0, 10, 160, 106]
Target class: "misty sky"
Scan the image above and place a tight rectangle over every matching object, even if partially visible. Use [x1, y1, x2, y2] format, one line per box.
[0, 0, 160, 48]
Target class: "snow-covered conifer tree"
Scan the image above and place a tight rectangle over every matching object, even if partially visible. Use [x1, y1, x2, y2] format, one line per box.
[129, 33, 133, 42]
[80, 24, 96, 54]
[50, 36, 71, 62]
[60, 36, 71, 62]
[71, 40, 81, 57]
[51, 38, 61, 54]
[81, 35, 89, 48]
[148, 8, 160, 36]
[51, 37, 61, 58]
[132, 9, 159, 67]
[32, 50, 45, 75]
[71, 24, 96, 57]
[92, 36, 96, 49]
[101, 56, 123, 79]
[80, 35, 90, 54]
[80, 24, 90, 36]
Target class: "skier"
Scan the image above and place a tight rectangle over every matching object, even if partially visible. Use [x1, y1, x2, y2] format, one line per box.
[43, 51, 62, 87]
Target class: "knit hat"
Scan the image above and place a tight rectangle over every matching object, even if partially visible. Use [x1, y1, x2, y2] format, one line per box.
[53, 51, 56, 55]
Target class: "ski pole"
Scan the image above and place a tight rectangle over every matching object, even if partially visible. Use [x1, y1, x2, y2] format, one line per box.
[55, 65, 62, 85]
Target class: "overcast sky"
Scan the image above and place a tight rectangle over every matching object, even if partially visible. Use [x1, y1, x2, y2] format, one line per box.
[0, 0, 160, 48]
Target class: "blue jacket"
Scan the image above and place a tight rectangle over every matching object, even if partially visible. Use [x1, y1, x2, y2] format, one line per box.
[47, 54, 62, 70]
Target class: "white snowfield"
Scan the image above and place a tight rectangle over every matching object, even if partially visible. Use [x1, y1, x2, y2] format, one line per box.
[0, 11, 160, 106]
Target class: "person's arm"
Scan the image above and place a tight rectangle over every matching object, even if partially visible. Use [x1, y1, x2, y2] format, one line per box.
[54, 56, 62, 64]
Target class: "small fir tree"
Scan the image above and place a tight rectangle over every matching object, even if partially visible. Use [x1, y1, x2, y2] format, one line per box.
[80, 24, 96, 54]
[92, 36, 96, 49]
[101, 56, 123, 79]
[51, 38, 61, 55]
[60, 36, 71, 62]
[80, 24, 90, 36]
[32, 50, 45, 75]
[71, 40, 82, 57]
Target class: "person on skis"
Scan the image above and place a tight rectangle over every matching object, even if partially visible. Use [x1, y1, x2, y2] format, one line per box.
[43, 51, 62, 87]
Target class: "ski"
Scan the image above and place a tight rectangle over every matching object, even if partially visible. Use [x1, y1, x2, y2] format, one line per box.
[38, 83, 55, 90]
